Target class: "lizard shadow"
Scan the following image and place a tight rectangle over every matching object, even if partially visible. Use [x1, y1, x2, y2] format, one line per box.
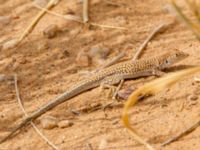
[164, 64, 195, 72]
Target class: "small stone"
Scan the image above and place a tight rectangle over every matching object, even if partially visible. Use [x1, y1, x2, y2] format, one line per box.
[63, 50, 70, 57]
[188, 94, 198, 101]
[75, 51, 90, 67]
[79, 36, 94, 45]
[98, 138, 108, 150]
[58, 120, 74, 128]
[194, 76, 200, 82]
[188, 101, 198, 106]
[2, 39, 19, 50]
[194, 88, 200, 95]
[19, 57, 28, 64]
[112, 119, 118, 125]
[40, 115, 58, 130]
[0, 74, 6, 82]
[69, 28, 81, 36]
[115, 16, 127, 26]
[58, 49, 70, 59]
[0, 16, 11, 25]
[43, 24, 59, 39]
[66, 65, 78, 73]
[89, 45, 111, 59]
[117, 86, 136, 99]
[37, 41, 49, 50]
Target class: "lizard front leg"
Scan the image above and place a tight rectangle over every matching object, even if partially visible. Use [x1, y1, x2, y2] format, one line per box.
[151, 68, 165, 77]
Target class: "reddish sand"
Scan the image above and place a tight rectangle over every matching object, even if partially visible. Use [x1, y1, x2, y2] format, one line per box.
[0, 0, 200, 149]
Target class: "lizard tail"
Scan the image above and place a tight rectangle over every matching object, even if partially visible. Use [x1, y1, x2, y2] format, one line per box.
[0, 117, 31, 143]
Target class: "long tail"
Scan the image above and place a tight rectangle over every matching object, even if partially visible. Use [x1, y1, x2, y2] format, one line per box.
[0, 116, 31, 143]
[0, 79, 99, 143]
[0, 91, 72, 143]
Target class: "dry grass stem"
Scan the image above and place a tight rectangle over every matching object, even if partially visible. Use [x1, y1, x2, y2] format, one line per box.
[34, 4, 82, 22]
[34, 5, 127, 30]
[94, 23, 171, 72]
[168, 0, 200, 40]
[161, 119, 200, 146]
[83, 0, 89, 23]
[17, 0, 59, 45]
[14, 74, 59, 150]
[122, 66, 200, 150]
[97, 52, 126, 71]
[104, 0, 124, 7]
[185, 0, 200, 22]
[132, 23, 171, 60]
[89, 22, 127, 30]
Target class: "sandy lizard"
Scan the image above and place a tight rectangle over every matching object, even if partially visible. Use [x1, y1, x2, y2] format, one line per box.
[0, 49, 189, 143]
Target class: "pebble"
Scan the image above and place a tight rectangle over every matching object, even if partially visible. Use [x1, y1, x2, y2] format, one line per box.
[37, 41, 49, 51]
[194, 76, 200, 82]
[188, 94, 198, 101]
[117, 86, 136, 99]
[98, 138, 108, 150]
[188, 100, 198, 107]
[89, 45, 111, 59]
[194, 87, 200, 95]
[43, 24, 59, 39]
[2, 39, 19, 50]
[62, 49, 70, 57]
[40, 115, 58, 130]
[0, 74, 6, 82]
[0, 16, 11, 25]
[112, 119, 118, 125]
[69, 27, 81, 36]
[75, 51, 90, 67]
[79, 36, 94, 45]
[58, 120, 74, 128]
[66, 64, 78, 74]
[114, 16, 127, 26]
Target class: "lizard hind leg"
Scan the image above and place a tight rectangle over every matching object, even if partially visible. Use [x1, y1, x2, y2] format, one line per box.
[99, 83, 117, 99]
[99, 75, 124, 99]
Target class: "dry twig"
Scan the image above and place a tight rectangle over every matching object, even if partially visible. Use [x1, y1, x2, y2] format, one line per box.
[17, 0, 60, 45]
[34, 4, 82, 22]
[14, 74, 59, 150]
[185, 0, 200, 22]
[122, 66, 200, 150]
[168, 0, 200, 41]
[104, 0, 124, 7]
[83, 0, 89, 23]
[34, 4, 127, 30]
[161, 119, 200, 146]
[97, 22, 171, 72]
[132, 23, 171, 60]
[96, 51, 126, 71]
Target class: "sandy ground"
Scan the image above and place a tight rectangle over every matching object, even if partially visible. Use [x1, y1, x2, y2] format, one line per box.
[0, 0, 200, 150]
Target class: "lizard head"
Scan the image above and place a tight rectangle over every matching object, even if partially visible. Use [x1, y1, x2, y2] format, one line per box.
[158, 49, 189, 69]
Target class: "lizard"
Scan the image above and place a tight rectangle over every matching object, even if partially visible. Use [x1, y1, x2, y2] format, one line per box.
[0, 49, 189, 143]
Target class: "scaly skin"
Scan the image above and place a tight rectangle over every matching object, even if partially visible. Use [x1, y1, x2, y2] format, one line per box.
[0, 49, 189, 143]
